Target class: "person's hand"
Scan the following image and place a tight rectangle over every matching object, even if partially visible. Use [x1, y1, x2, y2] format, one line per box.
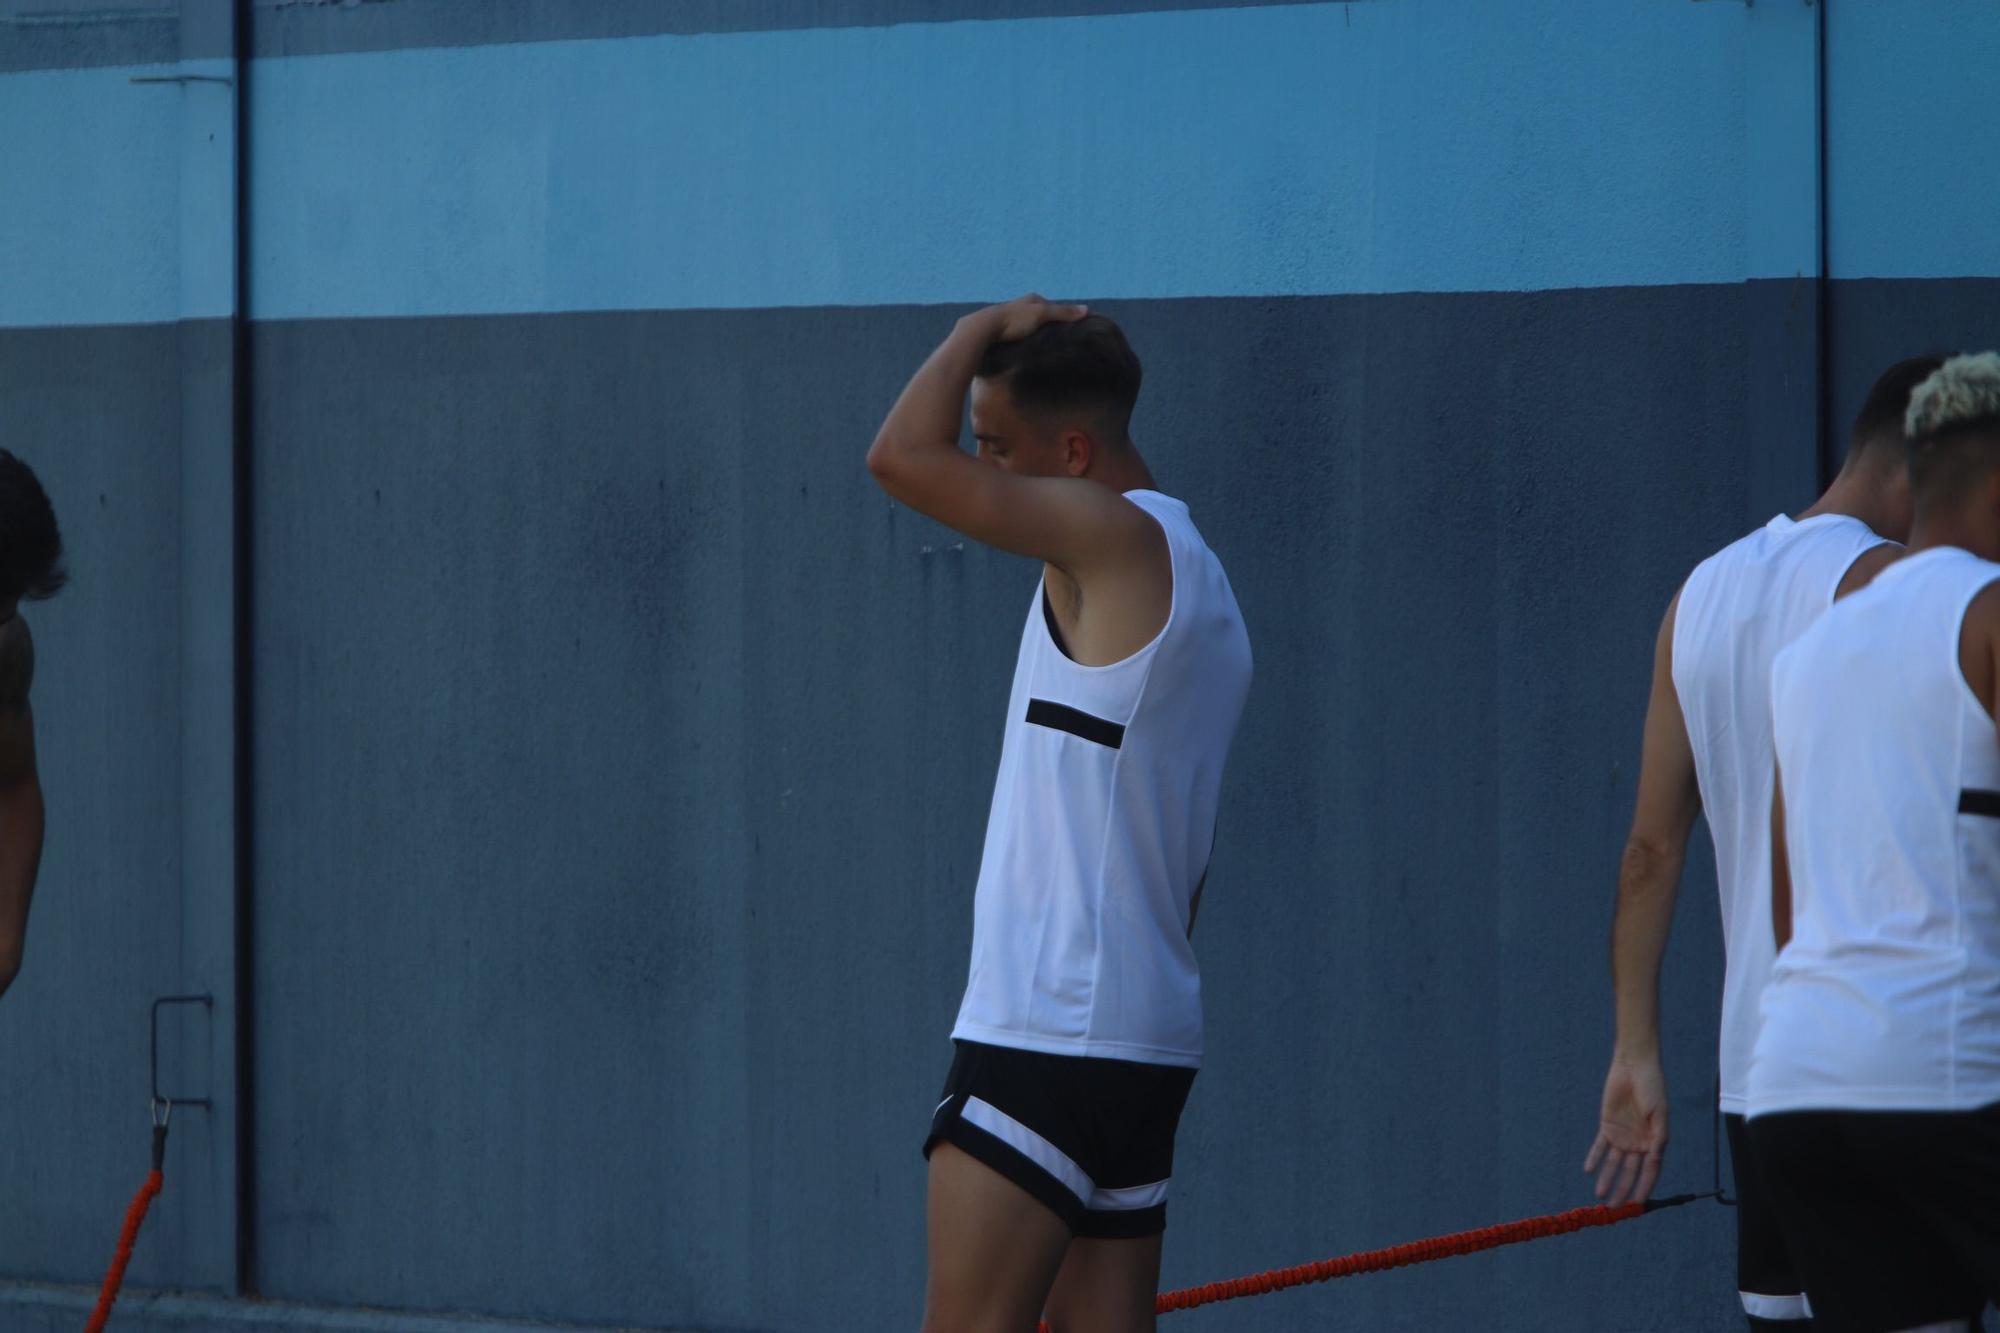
[1583, 1055, 1668, 1205]
[966, 293, 1089, 345]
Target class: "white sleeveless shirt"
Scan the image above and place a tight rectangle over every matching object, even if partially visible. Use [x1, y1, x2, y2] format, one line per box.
[952, 490, 1252, 1068]
[1751, 546, 2000, 1115]
[1672, 514, 1887, 1112]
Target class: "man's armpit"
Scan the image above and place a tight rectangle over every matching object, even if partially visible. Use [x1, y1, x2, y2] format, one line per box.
[0, 618, 33, 715]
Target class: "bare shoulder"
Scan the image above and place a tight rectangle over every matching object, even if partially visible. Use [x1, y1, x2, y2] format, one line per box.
[1651, 580, 1685, 673]
[1965, 578, 2000, 635]
[1957, 580, 2000, 718]
[1056, 481, 1166, 577]
[1835, 542, 1905, 601]
[1105, 492, 1173, 604]
[0, 616, 33, 715]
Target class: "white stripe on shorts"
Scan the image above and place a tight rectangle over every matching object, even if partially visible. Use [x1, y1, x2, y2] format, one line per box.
[1088, 1178, 1171, 1211]
[1739, 1290, 1812, 1321]
[960, 1096, 1095, 1204]
[957, 1096, 1171, 1212]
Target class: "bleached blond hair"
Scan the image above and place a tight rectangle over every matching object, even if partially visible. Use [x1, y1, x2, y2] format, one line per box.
[1907, 351, 2000, 441]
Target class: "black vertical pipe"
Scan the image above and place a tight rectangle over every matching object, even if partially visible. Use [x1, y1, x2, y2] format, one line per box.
[231, 0, 259, 1297]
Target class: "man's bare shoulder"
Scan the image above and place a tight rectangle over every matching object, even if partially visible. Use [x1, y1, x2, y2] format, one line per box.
[0, 616, 33, 715]
[1836, 542, 1905, 601]
[1964, 578, 2000, 636]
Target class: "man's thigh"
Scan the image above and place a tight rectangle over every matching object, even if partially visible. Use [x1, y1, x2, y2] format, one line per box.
[925, 1141, 1074, 1333]
[1042, 1234, 1162, 1333]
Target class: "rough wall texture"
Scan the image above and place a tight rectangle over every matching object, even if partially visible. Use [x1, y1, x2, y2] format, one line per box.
[2, 2, 1996, 1331]
[239, 290, 1763, 1329]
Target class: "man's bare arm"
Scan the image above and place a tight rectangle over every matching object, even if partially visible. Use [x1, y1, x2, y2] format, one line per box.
[865, 296, 1157, 573]
[1585, 589, 1701, 1205]
[0, 617, 44, 999]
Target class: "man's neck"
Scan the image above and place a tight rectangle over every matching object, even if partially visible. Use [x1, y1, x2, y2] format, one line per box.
[1908, 508, 2000, 563]
[1798, 466, 1889, 535]
[1090, 444, 1157, 495]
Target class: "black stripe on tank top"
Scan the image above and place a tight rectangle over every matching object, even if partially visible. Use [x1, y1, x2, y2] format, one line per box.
[1026, 699, 1125, 750]
[1959, 789, 2000, 818]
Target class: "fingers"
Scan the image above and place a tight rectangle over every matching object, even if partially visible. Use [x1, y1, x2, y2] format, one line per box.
[1635, 1147, 1664, 1203]
[1592, 1146, 1620, 1200]
[1611, 1148, 1642, 1207]
[998, 295, 1090, 340]
[1583, 1133, 1608, 1175]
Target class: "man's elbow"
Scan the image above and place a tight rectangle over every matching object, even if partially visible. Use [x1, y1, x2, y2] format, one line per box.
[865, 434, 900, 483]
[866, 439, 922, 506]
[1618, 833, 1683, 895]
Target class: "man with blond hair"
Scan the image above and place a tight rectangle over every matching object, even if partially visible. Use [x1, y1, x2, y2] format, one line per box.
[1586, 357, 1946, 1329]
[1751, 352, 2000, 1332]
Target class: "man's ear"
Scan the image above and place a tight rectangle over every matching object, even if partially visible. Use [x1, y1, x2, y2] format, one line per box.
[1062, 429, 1093, 478]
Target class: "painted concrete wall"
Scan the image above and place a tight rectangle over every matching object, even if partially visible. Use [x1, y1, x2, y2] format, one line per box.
[2, 3, 1997, 1331]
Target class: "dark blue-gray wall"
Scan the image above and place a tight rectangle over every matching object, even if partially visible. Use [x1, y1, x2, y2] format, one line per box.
[3, 3, 1998, 1331]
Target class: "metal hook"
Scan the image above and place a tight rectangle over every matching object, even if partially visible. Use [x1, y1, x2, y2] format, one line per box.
[151, 994, 215, 1111]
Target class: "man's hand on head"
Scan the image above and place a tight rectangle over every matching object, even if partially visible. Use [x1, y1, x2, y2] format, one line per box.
[965, 294, 1090, 346]
[870, 291, 1147, 571]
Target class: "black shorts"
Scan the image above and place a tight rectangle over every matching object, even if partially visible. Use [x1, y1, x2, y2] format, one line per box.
[1748, 1102, 2000, 1333]
[923, 1039, 1197, 1239]
[1724, 1113, 1812, 1325]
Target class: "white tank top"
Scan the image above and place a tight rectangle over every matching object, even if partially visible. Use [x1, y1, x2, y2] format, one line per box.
[1672, 513, 1886, 1112]
[952, 490, 1252, 1068]
[1751, 546, 2000, 1115]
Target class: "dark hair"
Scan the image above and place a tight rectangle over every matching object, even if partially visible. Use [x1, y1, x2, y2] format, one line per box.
[0, 450, 66, 607]
[975, 315, 1143, 435]
[1849, 353, 1952, 459]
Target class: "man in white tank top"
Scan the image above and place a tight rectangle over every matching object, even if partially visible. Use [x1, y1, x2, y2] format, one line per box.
[1751, 352, 2000, 1333]
[867, 297, 1252, 1333]
[1584, 356, 1946, 1330]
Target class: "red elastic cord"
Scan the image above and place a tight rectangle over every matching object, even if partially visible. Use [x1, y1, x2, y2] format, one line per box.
[1036, 1200, 1647, 1332]
[84, 1168, 165, 1333]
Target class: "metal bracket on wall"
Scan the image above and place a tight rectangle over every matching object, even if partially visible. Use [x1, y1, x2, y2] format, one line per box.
[152, 994, 216, 1111]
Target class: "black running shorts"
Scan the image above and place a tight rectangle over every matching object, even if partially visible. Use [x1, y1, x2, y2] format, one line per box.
[1748, 1101, 2000, 1333]
[1724, 1113, 1812, 1325]
[923, 1039, 1197, 1239]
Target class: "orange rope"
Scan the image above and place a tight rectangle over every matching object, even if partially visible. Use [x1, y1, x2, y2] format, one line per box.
[1038, 1199, 1656, 1331]
[1156, 1200, 1646, 1314]
[83, 1168, 163, 1333]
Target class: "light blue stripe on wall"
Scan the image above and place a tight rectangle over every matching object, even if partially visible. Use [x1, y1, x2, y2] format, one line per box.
[1827, 0, 2000, 283]
[245, 0, 1752, 318]
[22, 1, 1987, 328]
[1, 60, 238, 327]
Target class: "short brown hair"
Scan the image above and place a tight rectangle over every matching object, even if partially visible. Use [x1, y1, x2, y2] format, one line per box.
[975, 315, 1142, 432]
